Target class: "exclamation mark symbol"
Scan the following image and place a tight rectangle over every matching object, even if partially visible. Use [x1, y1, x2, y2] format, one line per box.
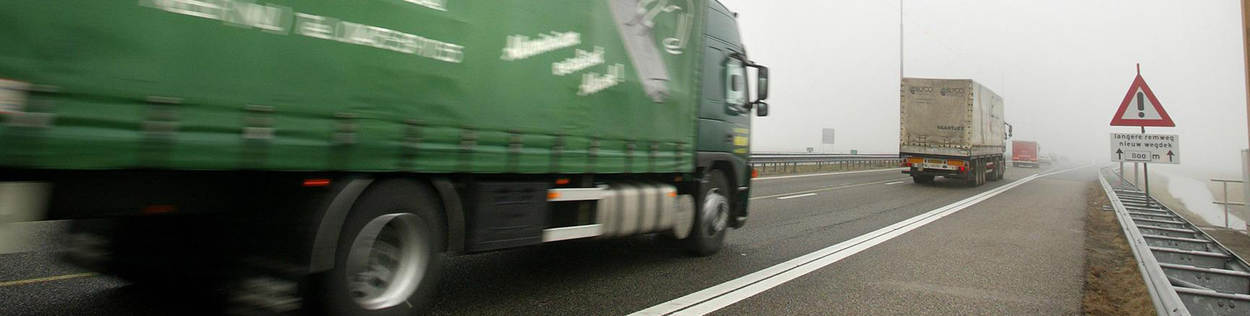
[1136, 91, 1145, 118]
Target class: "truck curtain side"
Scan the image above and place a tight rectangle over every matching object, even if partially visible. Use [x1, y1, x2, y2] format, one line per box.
[899, 78, 1006, 186]
[0, 1, 769, 314]
[0, 0, 700, 173]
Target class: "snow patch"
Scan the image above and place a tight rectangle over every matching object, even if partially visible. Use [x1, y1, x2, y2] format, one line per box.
[1157, 169, 1246, 230]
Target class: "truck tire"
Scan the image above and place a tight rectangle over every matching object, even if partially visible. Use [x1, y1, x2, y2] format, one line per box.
[987, 158, 998, 181]
[978, 160, 987, 185]
[978, 160, 988, 185]
[963, 161, 976, 187]
[912, 175, 934, 184]
[967, 159, 984, 187]
[991, 157, 1005, 181]
[311, 179, 446, 316]
[685, 170, 730, 256]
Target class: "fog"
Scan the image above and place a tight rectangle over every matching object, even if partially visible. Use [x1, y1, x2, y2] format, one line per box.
[723, 0, 1249, 177]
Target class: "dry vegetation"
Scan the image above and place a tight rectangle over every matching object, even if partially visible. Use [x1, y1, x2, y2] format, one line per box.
[1082, 182, 1154, 315]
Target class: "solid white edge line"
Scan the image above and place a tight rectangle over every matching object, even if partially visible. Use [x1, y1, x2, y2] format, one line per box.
[753, 168, 906, 181]
[775, 193, 817, 200]
[884, 181, 905, 185]
[630, 164, 1090, 316]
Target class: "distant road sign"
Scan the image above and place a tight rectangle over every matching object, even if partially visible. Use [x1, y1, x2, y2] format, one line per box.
[1109, 133, 1179, 164]
[1110, 70, 1175, 127]
[821, 128, 835, 145]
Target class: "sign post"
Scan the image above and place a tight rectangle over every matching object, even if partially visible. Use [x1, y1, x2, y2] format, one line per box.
[1110, 64, 1176, 206]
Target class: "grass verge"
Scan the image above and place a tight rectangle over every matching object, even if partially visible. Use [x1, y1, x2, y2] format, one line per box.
[1082, 181, 1153, 315]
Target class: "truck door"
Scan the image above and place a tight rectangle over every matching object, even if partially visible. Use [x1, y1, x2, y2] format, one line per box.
[696, 46, 751, 156]
[696, 6, 750, 158]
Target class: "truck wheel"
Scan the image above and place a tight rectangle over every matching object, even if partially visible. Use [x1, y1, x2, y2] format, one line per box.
[991, 158, 1004, 181]
[978, 161, 988, 185]
[978, 161, 987, 185]
[967, 160, 983, 187]
[912, 175, 934, 184]
[312, 180, 446, 316]
[685, 170, 730, 256]
[990, 159, 999, 181]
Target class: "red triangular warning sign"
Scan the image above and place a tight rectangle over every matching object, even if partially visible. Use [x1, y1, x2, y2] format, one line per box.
[1110, 73, 1175, 127]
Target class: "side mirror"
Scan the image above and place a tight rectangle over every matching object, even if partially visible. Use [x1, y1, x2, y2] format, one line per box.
[754, 102, 769, 117]
[755, 65, 769, 101]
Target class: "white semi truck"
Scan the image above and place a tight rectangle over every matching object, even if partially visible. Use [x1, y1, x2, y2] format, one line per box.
[900, 78, 1010, 186]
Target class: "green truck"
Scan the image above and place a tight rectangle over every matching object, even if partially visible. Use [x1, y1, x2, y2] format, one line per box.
[0, 0, 768, 314]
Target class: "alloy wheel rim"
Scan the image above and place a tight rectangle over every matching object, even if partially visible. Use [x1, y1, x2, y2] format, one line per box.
[702, 189, 730, 237]
[345, 213, 428, 310]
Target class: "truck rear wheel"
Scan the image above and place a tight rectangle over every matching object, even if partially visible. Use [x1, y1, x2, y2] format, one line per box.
[912, 175, 934, 184]
[685, 170, 730, 256]
[978, 161, 988, 185]
[967, 159, 985, 187]
[989, 157, 1004, 181]
[978, 160, 987, 185]
[311, 179, 446, 316]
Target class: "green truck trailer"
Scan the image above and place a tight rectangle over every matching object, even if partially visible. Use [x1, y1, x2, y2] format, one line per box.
[0, 0, 768, 314]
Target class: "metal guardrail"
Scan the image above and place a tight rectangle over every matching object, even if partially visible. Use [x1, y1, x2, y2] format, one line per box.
[748, 153, 901, 173]
[1101, 167, 1250, 315]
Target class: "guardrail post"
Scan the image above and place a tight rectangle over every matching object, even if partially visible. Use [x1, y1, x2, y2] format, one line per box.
[1224, 181, 1230, 228]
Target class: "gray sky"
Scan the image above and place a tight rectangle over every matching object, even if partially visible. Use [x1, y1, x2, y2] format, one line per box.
[723, 0, 1248, 176]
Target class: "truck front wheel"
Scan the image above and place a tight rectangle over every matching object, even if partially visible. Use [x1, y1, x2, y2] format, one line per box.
[685, 170, 730, 256]
[311, 179, 446, 316]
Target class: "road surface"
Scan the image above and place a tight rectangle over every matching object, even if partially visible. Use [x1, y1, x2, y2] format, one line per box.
[0, 165, 1095, 315]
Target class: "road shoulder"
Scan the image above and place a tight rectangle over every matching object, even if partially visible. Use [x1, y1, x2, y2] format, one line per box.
[715, 170, 1093, 315]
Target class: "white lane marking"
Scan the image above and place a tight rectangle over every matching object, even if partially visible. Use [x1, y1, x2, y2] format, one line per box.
[775, 193, 817, 200]
[753, 168, 905, 181]
[884, 181, 905, 185]
[0, 273, 97, 287]
[629, 165, 1089, 316]
[749, 178, 909, 200]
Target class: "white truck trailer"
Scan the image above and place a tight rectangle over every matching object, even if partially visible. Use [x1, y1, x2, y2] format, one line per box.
[900, 78, 1010, 186]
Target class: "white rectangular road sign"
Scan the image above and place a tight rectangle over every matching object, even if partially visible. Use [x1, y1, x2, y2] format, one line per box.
[821, 128, 835, 145]
[1109, 133, 1179, 164]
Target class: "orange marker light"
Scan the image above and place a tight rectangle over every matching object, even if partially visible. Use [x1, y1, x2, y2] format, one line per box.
[547, 191, 561, 200]
[555, 178, 570, 185]
[667, 191, 678, 197]
[303, 178, 331, 187]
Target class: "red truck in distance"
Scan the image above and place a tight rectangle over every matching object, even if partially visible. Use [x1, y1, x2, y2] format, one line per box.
[1012, 141, 1039, 168]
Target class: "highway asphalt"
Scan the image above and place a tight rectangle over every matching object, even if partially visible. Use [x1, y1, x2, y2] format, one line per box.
[0, 165, 1095, 315]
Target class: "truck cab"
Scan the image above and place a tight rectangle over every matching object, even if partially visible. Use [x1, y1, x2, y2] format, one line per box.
[698, 1, 769, 229]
